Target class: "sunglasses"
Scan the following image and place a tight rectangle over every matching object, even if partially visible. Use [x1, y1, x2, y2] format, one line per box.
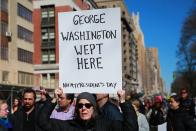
[78, 103, 92, 109]
[181, 92, 187, 94]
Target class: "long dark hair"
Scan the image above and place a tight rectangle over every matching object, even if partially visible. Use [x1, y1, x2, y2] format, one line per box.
[13, 97, 21, 106]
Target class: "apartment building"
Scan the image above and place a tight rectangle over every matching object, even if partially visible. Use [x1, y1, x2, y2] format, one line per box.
[0, 0, 34, 98]
[145, 48, 164, 95]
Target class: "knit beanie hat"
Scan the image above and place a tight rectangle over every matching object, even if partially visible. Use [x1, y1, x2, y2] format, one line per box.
[76, 92, 96, 108]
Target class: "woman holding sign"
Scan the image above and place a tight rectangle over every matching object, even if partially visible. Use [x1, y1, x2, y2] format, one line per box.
[38, 88, 138, 131]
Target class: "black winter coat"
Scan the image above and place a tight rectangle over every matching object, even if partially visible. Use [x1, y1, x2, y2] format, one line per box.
[0, 126, 12, 131]
[167, 108, 196, 131]
[149, 107, 165, 126]
[180, 98, 195, 118]
[99, 101, 123, 121]
[38, 100, 139, 131]
[10, 104, 45, 131]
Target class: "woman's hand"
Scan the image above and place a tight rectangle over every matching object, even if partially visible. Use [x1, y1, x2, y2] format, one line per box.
[117, 89, 126, 103]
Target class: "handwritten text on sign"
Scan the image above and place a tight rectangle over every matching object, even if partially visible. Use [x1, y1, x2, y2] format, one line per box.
[59, 8, 122, 93]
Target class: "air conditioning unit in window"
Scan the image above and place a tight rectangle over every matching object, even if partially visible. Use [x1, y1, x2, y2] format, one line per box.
[6, 32, 12, 37]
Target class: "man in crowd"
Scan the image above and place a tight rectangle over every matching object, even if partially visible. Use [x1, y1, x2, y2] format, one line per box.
[96, 94, 123, 121]
[35, 87, 52, 111]
[180, 87, 195, 119]
[11, 88, 44, 131]
[96, 93, 138, 131]
[50, 93, 75, 120]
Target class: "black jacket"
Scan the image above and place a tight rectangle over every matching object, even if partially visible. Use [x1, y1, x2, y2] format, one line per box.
[10, 104, 44, 131]
[0, 126, 12, 131]
[149, 107, 165, 126]
[38, 100, 139, 131]
[99, 100, 123, 121]
[10, 95, 51, 131]
[180, 98, 195, 118]
[167, 108, 196, 131]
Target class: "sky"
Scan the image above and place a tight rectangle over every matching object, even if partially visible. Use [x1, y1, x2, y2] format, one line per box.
[124, 0, 194, 92]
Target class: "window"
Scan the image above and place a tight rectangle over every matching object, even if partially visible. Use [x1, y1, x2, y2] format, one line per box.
[41, 6, 55, 25]
[18, 48, 33, 64]
[17, 3, 32, 22]
[17, 25, 33, 43]
[0, 44, 8, 60]
[133, 66, 137, 73]
[50, 73, 55, 88]
[42, 74, 47, 87]
[1, 22, 8, 36]
[132, 72, 137, 80]
[129, 56, 132, 61]
[41, 8, 54, 18]
[129, 49, 131, 53]
[2, 71, 9, 82]
[41, 28, 55, 42]
[42, 28, 48, 40]
[48, 10, 54, 17]
[42, 11, 48, 18]
[42, 51, 49, 62]
[49, 50, 55, 61]
[18, 71, 33, 85]
[122, 11, 125, 15]
[42, 49, 55, 64]
[49, 28, 55, 39]
[41, 73, 56, 88]
[124, 58, 126, 62]
[0, 0, 8, 12]
[123, 34, 126, 39]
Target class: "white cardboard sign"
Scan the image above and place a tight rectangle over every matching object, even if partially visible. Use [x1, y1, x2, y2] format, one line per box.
[58, 8, 122, 93]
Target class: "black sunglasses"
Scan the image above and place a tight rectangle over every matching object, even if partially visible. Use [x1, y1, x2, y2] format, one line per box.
[78, 103, 92, 109]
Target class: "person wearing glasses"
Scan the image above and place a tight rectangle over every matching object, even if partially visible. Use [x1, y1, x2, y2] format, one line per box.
[179, 87, 195, 119]
[38, 88, 137, 131]
[0, 100, 12, 131]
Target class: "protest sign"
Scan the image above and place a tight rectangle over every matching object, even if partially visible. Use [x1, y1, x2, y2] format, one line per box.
[58, 8, 122, 93]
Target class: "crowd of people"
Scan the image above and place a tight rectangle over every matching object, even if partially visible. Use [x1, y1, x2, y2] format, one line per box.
[0, 87, 196, 131]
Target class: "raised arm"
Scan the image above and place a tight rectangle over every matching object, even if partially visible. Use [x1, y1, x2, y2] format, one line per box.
[37, 88, 66, 131]
[117, 90, 138, 131]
